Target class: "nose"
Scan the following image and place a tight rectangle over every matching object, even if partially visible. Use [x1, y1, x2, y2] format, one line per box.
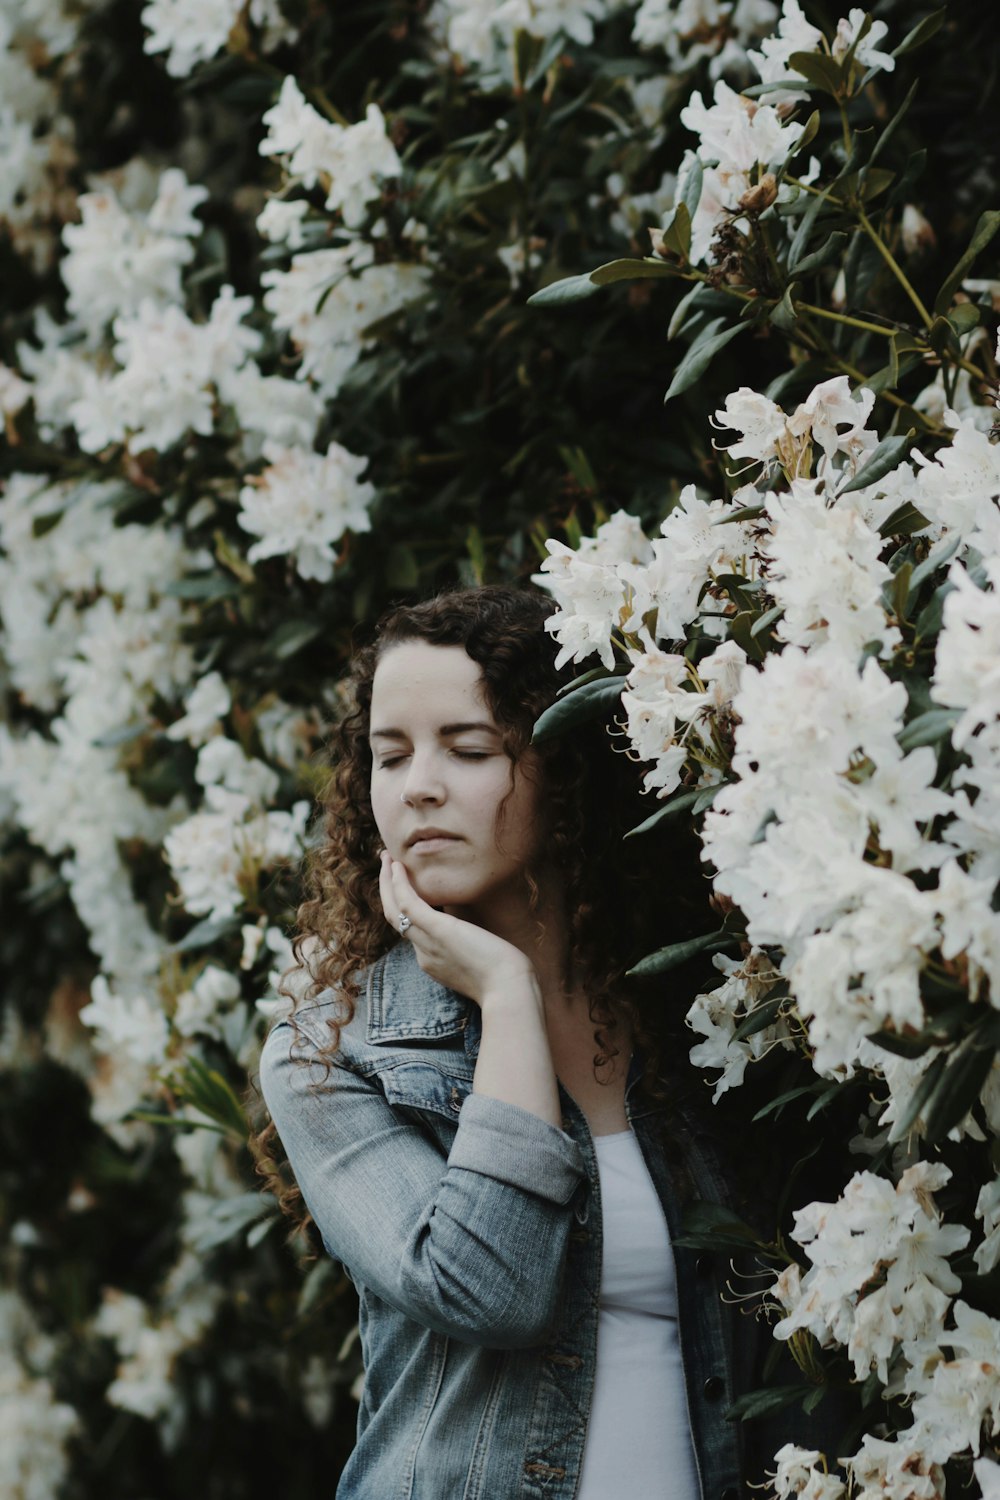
[400, 748, 446, 806]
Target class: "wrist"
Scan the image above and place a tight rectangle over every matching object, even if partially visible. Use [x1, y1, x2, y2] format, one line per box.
[479, 965, 542, 1014]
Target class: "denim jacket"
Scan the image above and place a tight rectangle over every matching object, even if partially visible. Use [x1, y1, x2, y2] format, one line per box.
[260, 942, 832, 1500]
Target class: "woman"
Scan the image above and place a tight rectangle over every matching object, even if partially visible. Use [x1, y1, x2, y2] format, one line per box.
[256, 585, 831, 1500]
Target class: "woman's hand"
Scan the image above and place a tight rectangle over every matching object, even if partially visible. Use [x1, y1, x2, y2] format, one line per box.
[378, 852, 535, 1007]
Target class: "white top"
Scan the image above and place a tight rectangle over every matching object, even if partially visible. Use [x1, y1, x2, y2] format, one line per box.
[575, 1129, 701, 1500]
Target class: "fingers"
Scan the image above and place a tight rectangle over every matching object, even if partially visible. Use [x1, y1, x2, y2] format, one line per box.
[379, 852, 431, 939]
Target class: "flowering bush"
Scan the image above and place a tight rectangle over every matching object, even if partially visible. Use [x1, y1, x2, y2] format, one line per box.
[0, 0, 997, 1493]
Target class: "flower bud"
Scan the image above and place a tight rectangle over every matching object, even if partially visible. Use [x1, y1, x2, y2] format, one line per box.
[901, 204, 936, 256]
[738, 173, 778, 216]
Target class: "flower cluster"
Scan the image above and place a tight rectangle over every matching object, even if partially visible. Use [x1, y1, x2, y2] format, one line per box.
[541, 345, 1000, 1483]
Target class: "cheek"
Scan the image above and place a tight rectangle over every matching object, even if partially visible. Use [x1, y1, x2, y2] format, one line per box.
[369, 780, 395, 845]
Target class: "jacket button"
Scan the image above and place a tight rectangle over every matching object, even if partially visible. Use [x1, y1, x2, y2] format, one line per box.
[696, 1254, 712, 1278]
[703, 1375, 724, 1400]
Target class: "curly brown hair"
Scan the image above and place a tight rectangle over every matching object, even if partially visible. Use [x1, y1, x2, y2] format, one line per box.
[251, 584, 710, 1234]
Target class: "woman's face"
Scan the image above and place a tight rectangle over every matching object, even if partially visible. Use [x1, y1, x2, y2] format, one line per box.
[368, 642, 545, 917]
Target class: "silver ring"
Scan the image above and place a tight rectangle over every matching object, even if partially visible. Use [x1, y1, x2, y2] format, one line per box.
[398, 914, 412, 935]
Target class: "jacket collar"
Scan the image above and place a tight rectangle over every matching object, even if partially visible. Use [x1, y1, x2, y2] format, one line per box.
[366, 942, 481, 1057]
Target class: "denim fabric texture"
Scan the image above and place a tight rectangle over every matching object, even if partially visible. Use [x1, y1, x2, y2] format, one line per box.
[259, 941, 829, 1500]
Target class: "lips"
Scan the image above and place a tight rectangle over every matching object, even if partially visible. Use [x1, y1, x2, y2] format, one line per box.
[406, 828, 461, 849]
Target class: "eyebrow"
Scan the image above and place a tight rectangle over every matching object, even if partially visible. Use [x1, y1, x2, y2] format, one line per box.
[369, 722, 500, 742]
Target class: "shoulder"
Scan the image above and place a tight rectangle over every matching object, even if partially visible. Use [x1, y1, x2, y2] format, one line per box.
[261, 939, 472, 1072]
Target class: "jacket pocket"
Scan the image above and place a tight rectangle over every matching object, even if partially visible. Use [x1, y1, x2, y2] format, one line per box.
[378, 1058, 473, 1123]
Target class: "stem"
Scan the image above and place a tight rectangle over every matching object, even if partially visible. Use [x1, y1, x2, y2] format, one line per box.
[797, 301, 897, 338]
[856, 205, 934, 329]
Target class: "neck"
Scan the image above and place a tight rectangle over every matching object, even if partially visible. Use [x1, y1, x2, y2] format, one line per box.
[456, 873, 587, 1017]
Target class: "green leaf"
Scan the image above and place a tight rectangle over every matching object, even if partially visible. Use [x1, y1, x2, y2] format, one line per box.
[668, 282, 710, 341]
[947, 303, 981, 337]
[750, 604, 784, 639]
[656, 201, 692, 262]
[869, 80, 919, 168]
[790, 108, 821, 158]
[893, 7, 946, 57]
[269, 619, 323, 660]
[769, 281, 801, 334]
[787, 185, 832, 269]
[527, 272, 603, 307]
[732, 991, 788, 1043]
[789, 231, 848, 278]
[928, 314, 960, 361]
[934, 210, 1000, 315]
[788, 51, 845, 96]
[838, 431, 917, 496]
[888, 1052, 946, 1142]
[164, 575, 241, 601]
[680, 156, 704, 228]
[626, 928, 738, 977]
[891, 560, 914, 622]
[591, 257, 682, 286]
[91, 720, 149, 748]
[715, 502, 764, 525]
[624, 787, 703, 838]
[531, 676, 625, 743]
[664, 321, 745, 403]
[674, 1200, 765, 1251]
[727, 1386, 811, 1421]
[913, 578, 957, 643]
[876, 498, 929, 538]
[173, 1055, 249, 1140]
[896, 706, 961, 751]
[172, 914, 242, 954]
[805, 1081, 844, 1121]
[908, 536, 961, 595]
[923, 1032, 997, 1144]
[752, 1084, 823, 1122]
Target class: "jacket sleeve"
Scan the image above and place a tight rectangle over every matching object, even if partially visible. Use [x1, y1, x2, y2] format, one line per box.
[258, 1018, 588, 1350]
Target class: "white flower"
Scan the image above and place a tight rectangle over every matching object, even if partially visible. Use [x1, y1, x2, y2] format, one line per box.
[764, 478, 897, 657]
[61, 169, 208, 335]
[633, 0, 778, 76]
[748, 0, 824, 98]
[79, 976, 170, 1068]
[256, 196, 310, 248]
[195, 737, 280, 805]
[173, 965, 242, 1039]
[237, 439, 375, 582]
[773, 1165, 967, 1381]
[0, 362, 31, 418]
[914, 416, 1000, 556]
[163, 789, 310, 921]
[713, 386, 789, 470]
[260, 78, 400, 227]
[687, 948, 788, 1100]
[832, 9, 894, 75]
[974, 1177, 1000, 1275]
[843, 1430, 943, 1500]
[771, 1444, 846, 1500]
[166, 671, 231, 746]
[975, 1459, 1000, 1500]
[262, 242, 430, 399]
[71, 286, 260, 453]
[930, 556, 1000, 749]
[621, 486, 757, 642]
[933, 858, 1000, 1003]
[679, 80, 808, 260]
[141, 0, 295, 77]
[432, 0, 613, 67]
